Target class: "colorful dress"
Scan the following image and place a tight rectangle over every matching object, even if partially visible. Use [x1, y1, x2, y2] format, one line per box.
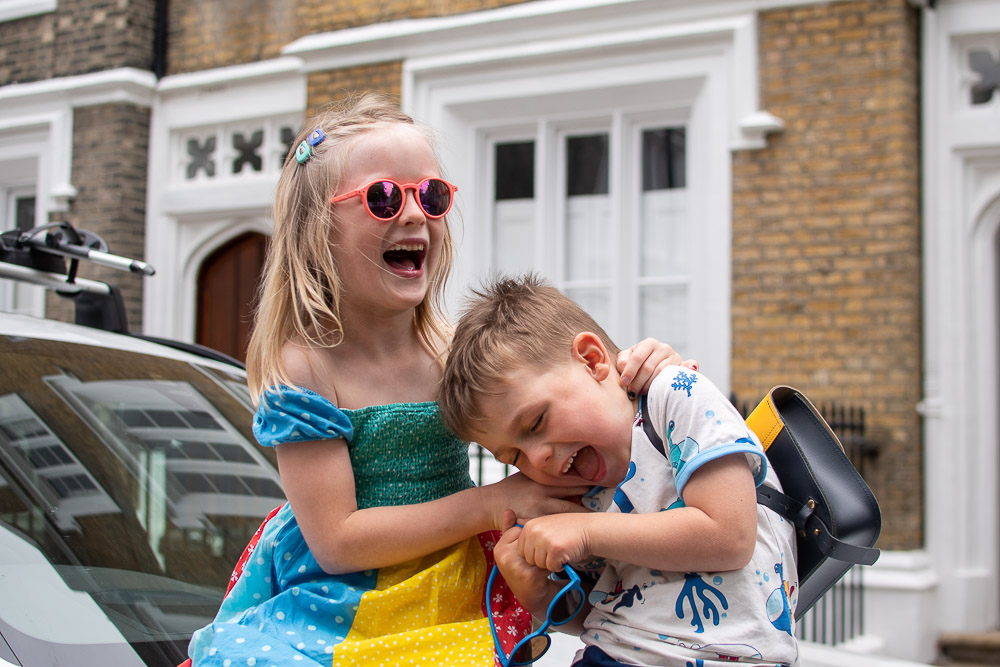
[187, 386, 529, 667]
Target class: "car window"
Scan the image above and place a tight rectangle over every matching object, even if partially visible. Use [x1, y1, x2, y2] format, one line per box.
[0, 334, 283, 664]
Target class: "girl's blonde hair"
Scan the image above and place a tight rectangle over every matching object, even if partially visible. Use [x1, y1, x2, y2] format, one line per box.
[246, 92, 455, 403]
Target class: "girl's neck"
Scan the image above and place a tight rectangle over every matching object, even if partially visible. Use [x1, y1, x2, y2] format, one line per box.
[337, 307, 422, 360]
[329, 328, 440, 408]
[304, 301, 442, 409]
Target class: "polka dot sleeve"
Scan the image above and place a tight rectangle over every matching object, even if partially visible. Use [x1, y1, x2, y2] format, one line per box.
[252, 385, 354, 448]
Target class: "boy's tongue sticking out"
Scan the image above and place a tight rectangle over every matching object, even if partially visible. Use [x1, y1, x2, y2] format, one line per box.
[569, 446, 605, 483]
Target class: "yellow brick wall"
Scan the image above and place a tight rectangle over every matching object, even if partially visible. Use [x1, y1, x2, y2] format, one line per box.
[732, 0, 921, 549]
[306, 62, 404, 118]
[166, 0, 534, 75]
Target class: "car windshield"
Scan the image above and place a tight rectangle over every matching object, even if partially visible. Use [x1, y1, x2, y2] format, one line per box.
[0, 334, 283, 666]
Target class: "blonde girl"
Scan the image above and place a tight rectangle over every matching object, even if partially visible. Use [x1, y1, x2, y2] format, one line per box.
[187, 92, 684, 667]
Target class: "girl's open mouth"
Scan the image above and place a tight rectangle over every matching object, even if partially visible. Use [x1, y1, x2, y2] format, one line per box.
[383, 242, 426, 275]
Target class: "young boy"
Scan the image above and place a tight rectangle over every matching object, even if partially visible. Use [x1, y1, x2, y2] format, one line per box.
[440, 275, 799, 667]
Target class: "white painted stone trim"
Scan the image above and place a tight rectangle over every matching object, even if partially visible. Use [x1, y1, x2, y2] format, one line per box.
[0, 68, 157, 215]
[0, 0, 55, 23]
[921, 0, 1000, 649]
[0, 67, 156, 109]
[144, 61, 306, 342]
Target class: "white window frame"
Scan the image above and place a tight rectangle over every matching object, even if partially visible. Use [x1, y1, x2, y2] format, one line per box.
[400, 14, 780, 390]
[483, 111, 695, 350]
[145, 58, 305, 342]
[0, 185, 45, 316]
[0, 0, 56, 23]
[283, 2, 787, 389]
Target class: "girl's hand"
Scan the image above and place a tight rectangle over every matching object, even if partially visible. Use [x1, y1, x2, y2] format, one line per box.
[616, 338, 699, 398]
[480, 473, 591, 531]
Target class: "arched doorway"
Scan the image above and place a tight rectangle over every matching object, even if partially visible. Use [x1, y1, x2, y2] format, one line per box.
[196, 232, 268, 363]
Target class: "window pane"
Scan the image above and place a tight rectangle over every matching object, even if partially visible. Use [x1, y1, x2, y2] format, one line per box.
[564, 133, 610, 282]
[642, 128, 685, 191]
[566, 135, 608, 196]
[495, 141, 534, 200]
[565, 196, 610, 280]
[186, 135, 217, 179]
[280, 126, 297, 165]
[184, 410, 222, 430]
[640, 189, 688, 278]
[565, 287, 611, 333]
[494, 141, 536, 273]
[232, 129, 264, 174]
[15, 196, 35, 233]
[494, 200, 535, 273]
[639, 284, 688, 352]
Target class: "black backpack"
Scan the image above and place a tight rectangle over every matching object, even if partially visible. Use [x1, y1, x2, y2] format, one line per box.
[640, 385, 881, 618]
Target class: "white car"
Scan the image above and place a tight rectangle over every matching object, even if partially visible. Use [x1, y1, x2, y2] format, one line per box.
[0, 225, 285, 666]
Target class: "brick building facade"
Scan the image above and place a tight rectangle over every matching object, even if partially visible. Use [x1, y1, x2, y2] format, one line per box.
[0, 0, 158, 83]
[160, 0, 923, 553]
[0, 0, 157, 329]
[732, 1, 923, 548]
[2, 0, 997, 662]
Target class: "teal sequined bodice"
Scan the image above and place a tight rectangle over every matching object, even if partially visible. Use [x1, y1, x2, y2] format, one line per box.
[343, 402, 473, 509]
[254, 387, 472, 509]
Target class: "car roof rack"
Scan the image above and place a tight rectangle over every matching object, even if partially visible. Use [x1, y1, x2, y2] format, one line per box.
[0, 221, 247, 369]
[0, 221, 154, 333]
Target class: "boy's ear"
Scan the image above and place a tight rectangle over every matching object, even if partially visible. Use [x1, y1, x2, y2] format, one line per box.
[571, 332, 612, 381]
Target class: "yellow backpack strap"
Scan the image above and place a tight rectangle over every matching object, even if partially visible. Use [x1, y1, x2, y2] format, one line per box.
[745, 388, 784, 452]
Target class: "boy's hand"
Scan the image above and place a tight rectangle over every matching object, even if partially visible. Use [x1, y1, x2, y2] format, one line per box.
[494, 511, 556, 611]
[616, 338, 699, 398]
[480, 473, 591, 531]
[517, 513, 593, 572]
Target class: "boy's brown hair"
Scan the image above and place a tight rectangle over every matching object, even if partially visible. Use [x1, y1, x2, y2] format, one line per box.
[440, 273, 620, 442]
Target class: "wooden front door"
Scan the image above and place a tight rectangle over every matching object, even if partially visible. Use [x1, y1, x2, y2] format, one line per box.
[196, 233, 268, 363]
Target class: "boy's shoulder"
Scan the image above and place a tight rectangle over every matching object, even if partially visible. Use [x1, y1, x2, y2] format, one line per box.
[645, 366, 723, 414]
[641, 369, 767, 486]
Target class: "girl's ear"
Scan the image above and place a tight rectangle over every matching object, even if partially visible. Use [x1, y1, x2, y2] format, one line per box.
[571, 332, 612, 381]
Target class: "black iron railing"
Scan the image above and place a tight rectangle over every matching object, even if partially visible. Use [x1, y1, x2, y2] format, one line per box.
[796, 565, 867, 645]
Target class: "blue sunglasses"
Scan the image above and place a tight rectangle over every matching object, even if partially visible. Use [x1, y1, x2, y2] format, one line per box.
[487, 563, 585, 666]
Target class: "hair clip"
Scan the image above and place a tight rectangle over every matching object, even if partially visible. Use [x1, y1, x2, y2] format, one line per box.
[307, 128, 326, 146]
[295, 128, 327, 164]
[295, 141, 311, 163]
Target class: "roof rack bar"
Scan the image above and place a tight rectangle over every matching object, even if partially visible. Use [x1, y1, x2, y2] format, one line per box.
[16, 225, 155, 276]
[22, 239, 155, 276]
[0, 222, 155, 332]
[0, 260, 112, 295]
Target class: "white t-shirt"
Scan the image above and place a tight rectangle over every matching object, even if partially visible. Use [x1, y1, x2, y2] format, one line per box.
[575, 368, 799, 666]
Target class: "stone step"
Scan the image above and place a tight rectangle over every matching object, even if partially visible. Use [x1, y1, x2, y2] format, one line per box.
[937, 632, 1000, 666]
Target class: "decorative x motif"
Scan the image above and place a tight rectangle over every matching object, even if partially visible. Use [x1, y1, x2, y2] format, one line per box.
[969, 49, 1000, 105]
